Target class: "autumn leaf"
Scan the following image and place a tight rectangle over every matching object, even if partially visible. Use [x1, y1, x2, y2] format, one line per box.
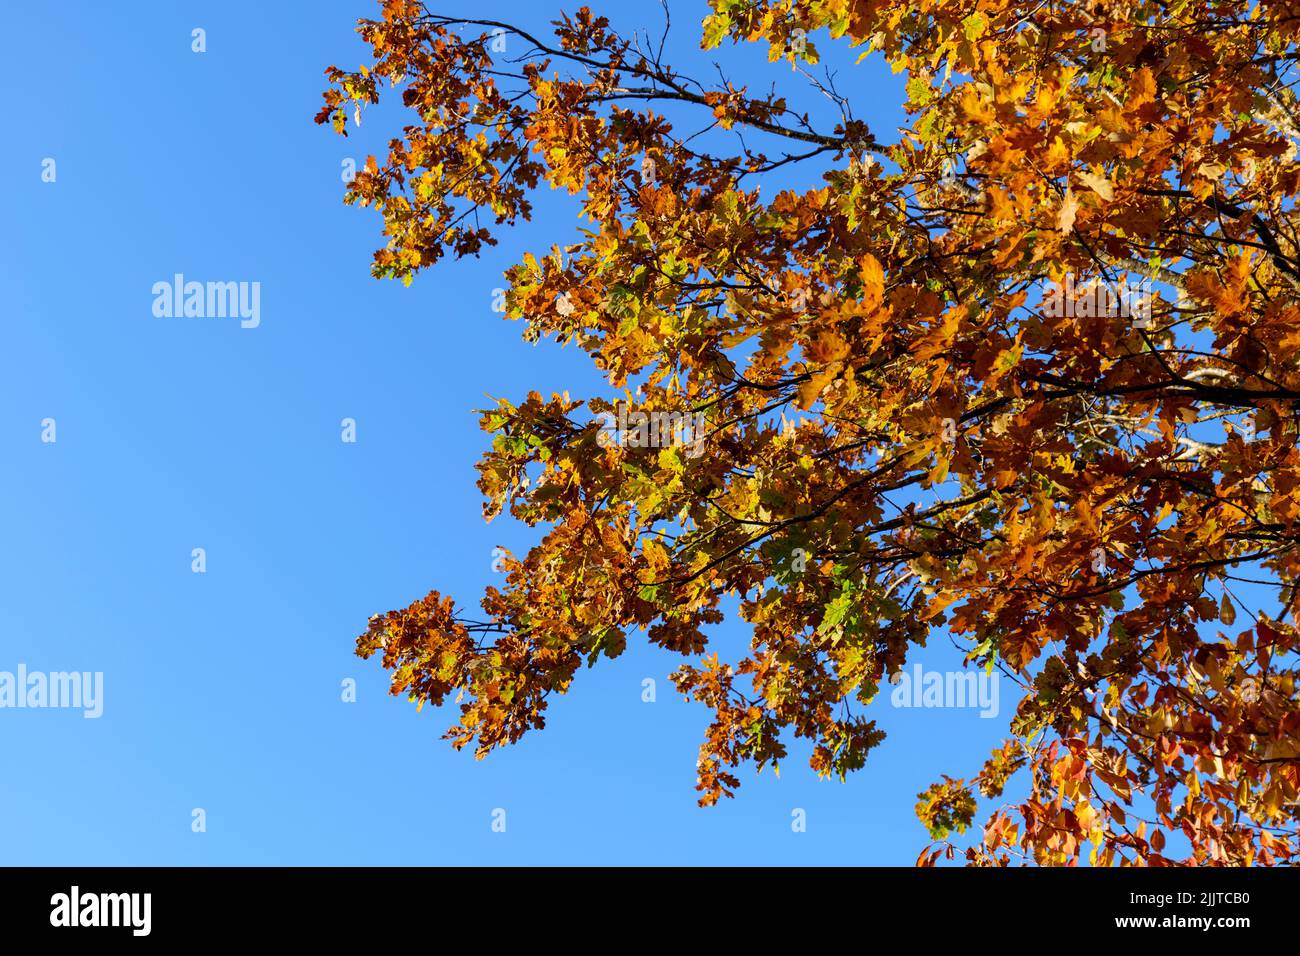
[1057, 188, 1078, 234]
[1077, 169, 1114, 202]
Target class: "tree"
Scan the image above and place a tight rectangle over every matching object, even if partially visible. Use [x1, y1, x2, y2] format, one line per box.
[318, 0, 1300, 865]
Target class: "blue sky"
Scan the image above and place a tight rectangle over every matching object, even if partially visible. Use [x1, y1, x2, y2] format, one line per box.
[1, 0, 1011, 865]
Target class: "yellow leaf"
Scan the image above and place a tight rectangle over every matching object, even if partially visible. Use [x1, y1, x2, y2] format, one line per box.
[796, 366, 838, 409]
[1220, 592, 1237, 626]
[1058, 188, 1079, 234]
[859, 253, 884, 312]
[643, 537, 671, 573]
[1077, 170, 1114, 201]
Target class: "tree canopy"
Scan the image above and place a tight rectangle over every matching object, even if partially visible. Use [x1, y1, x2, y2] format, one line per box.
[319, 0, 1300, 865]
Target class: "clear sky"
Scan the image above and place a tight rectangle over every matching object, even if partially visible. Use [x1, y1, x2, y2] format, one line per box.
[1, 0, 1012, 865]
